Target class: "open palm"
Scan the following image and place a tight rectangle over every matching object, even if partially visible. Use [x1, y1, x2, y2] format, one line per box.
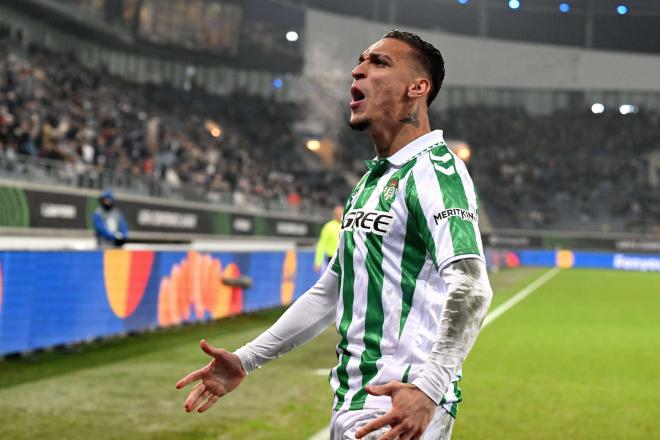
[175, 339, 247, 413]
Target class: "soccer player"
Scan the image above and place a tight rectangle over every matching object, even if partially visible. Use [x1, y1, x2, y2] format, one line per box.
[314, 205, 344, 272]
[176, 30, 493, 440]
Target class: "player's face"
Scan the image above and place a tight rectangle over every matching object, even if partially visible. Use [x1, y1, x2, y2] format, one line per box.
[349, 38, 418, 131]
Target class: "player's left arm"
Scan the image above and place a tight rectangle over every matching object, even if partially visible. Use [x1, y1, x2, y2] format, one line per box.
[412, 258, 493, 402]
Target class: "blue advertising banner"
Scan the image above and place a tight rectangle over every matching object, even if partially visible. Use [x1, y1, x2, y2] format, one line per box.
[0, 249, 318, 356]
[510, 249, 660, 272]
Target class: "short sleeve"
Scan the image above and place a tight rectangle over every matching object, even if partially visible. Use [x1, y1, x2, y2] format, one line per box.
[406, 145, 484, 270]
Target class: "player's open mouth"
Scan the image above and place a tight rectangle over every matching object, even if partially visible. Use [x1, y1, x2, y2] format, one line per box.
[350, 86, 366, 109]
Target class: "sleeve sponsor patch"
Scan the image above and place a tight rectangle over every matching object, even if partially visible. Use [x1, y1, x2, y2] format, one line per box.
[433, 208, 478, 225]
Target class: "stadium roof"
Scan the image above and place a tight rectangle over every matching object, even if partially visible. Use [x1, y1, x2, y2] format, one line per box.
[287, 0, 660, 54]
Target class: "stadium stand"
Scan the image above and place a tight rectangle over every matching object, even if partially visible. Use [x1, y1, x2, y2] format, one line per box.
[1, 33, 658, 233]
[0, 37, 348, 214]
[434, 106, 660, 233]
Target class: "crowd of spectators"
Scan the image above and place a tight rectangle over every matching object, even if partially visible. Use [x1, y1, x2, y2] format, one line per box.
[0, 39, 348, 214]
[1, 36, 658, 232]
[432, 106, 660, 232]
[334, 107, 659, 233]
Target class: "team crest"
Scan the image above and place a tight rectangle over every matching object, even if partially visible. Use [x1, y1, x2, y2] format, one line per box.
[383, 178, 398, 201]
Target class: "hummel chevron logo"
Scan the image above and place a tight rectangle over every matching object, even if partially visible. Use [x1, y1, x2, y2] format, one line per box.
[433, 164, 455, 176]
[429, 151, 455, 176]
[429, 152, 452, 163]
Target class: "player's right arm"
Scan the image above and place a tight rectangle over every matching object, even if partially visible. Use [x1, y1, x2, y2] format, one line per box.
[175, 264, 339, 412]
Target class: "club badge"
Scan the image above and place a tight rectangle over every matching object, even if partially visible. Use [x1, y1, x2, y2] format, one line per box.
[383, 178, 398, 201]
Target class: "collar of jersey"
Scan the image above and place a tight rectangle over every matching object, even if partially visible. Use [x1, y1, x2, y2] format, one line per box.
[364, 130, 444, 170]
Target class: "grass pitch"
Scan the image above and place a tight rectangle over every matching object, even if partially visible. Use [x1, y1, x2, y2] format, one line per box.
[0, 267, 658, 439]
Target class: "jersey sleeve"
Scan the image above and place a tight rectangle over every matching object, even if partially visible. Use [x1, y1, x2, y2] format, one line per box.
[406, 145, 484, 270]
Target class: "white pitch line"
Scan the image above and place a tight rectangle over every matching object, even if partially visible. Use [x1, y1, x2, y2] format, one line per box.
[306, 267, 561, 440]
[481, 267, 560, 329]
[307, 426, 332, 440]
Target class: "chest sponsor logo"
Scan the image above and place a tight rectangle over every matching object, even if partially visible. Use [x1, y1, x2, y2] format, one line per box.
[433, 208, 477, 225]
[341, 209, 394, 236]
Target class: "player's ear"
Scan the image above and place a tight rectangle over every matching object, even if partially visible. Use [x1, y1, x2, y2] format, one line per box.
[407, 77, 431, 100]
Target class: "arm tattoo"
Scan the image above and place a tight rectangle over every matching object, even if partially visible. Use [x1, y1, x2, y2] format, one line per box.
[412, 258, 493, 404]
[399, 107, 421, 128]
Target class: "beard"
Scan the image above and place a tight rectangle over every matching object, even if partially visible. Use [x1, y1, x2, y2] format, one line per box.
[348, 117, 370, 131]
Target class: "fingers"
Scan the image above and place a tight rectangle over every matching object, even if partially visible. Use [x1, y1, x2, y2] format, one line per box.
[365, 381, 395, 397]
[197, 394, 220, 413]
[175, 368, 204, 389]
[377, 424, 407, 440]
[200, 339, 225, 358]
[355, 413, 396, 439]
[184, 383, 208, 412]
[398, 430, 419, 440]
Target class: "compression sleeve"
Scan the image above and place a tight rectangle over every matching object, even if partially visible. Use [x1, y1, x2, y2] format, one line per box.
[412, 258, 493, 404]
[234, 267, 339, 373]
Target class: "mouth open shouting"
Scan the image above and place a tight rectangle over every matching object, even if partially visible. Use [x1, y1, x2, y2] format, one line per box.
[350, 85, 366, 110]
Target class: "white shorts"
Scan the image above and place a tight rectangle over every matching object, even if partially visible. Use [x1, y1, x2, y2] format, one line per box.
[330, 407, 454, 440]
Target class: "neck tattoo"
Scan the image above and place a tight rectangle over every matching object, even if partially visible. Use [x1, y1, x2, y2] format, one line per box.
[399, 108, 421, 128]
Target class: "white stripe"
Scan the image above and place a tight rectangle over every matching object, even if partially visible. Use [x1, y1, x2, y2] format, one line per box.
[307, 267, 561, 440]
[433, 163, 455, 176]
[482, 268, 560, 328]
[429, 151, 452, 163]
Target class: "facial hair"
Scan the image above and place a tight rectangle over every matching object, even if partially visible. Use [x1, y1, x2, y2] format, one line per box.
[348, 118, 370, 131]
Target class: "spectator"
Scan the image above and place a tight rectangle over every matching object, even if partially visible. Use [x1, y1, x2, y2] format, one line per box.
[93, 190, 128, 247]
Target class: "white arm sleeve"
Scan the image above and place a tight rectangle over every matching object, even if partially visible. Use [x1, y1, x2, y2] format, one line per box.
[233, 267, 339, 373]
[412, 258, 493, 404]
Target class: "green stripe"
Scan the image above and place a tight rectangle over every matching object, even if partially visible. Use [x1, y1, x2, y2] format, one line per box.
[333, 167, 383, 411]
[401, 364, 411, 383]
[350, 161, 416, 410]
[406, 175, 439, 268]
[331, 253, 341, 274]
[449, 382, 462, 418]
[399, 170, 427, 336]
[429, 145, 479, 257]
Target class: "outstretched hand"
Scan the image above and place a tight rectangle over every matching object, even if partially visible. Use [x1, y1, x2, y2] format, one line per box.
[355, 382, 436, 440]
[175, 339, 246, 413]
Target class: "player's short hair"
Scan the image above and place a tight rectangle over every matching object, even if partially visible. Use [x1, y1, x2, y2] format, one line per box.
[383, 29, 445, 106]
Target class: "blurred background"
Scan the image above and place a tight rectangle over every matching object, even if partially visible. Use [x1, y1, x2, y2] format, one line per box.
[0, 1, 658, 439]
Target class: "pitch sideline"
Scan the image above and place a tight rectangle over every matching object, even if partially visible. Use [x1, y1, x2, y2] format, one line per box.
[306, 267, 561, 440]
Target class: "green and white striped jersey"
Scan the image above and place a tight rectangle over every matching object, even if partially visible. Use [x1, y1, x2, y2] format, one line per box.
[328, 130, 483, 417]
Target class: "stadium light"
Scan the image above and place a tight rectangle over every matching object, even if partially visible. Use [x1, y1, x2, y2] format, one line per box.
[616, 5, 628, 15]
[619, 104, 638, 115]
[204, 120, 223, 138]
[273, 78, 283, 89]
[559, 3, 570, 13]
[286, 31, 299, 42]
[591, 103, 605, 114]
[306, 139, 321, 151]
[508, 0, 520, 10]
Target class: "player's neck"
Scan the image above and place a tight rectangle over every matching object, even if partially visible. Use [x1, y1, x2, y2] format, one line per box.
[370, 116, 431, 159]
